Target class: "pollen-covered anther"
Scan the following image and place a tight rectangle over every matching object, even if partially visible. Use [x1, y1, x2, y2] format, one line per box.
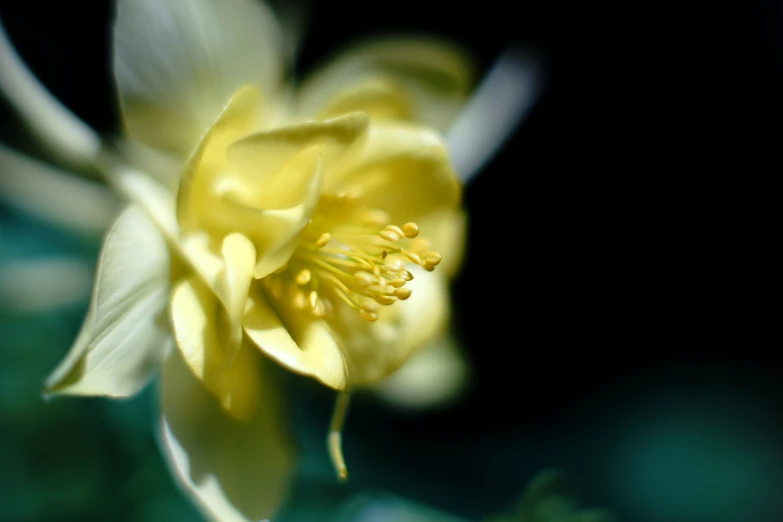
[353, 270, 376, 286]
[296, 269, 312, 285]
[374, 294, 396, 305]
[379, 228, 401, 242]
[393, 287, 412, 300]
[308, 291, 319, 311]
[316, 232, 331, 248]
[402, 222, 419, 238]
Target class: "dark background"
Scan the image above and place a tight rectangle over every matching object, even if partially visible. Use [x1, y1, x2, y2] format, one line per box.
[0, 1, 781, 521]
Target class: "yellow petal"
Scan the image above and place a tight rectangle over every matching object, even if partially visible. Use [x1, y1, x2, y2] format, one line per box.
[216, 233, 256, 362]
[170, 276, 260, 419]
[226, 112, 369, 208]
[333, 265, 448, 385]
[373, 334, 469, 409]
[415, 209, 467, 277]
[297, 38, 474, 131]
[44, 205, 170, 398]
[316, 77, 412, 122]
[114, 0, 284, 154]
[160, 348, 294, 522]
[177, 85, 264, 231]
[329, 122, 461, 224]
[242, 291, 347, 390]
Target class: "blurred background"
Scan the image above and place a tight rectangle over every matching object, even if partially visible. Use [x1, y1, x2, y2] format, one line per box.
[1, 1, 781, 521]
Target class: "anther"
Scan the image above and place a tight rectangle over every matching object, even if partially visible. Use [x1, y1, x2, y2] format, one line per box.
[308, 291, 319, 311]
[354, 271, 375, 286]
[406, 251, 423, 265]
[403, 222, 419, 238]
[379, 229, 401, 242]
[359, 309, 378, 321]
[296, 269, 312, 285]
[385, 258, 405, 272]
[425, 252, 442, 266]
[386, 225, 404, 237]
[393, 287, 412, 300]
[390, 278, 406, 288]
[374, 294, 396, 305]
[400, 270, 414, 281]
[293, 291, 307, 310]
[316, 233, 331, 248]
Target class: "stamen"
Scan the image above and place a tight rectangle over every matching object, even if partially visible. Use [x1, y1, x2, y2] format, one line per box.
[295, 269, 311, 285]
[262, 196, 441, 323]
[403, 222, 419, 238]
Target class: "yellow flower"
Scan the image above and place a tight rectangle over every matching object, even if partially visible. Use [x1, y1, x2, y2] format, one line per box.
[17, 0, 472, 520]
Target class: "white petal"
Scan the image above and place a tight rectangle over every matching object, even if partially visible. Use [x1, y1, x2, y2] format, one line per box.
[0, 259, 93, 313]
[114, 0, 284, 154]
[0, 142, 118, 237]
[446, 48, 546, 183]
[112, 166, 179, 240]
[159, 349, 295, 522]
[0, 21, 101, 164]
[44, 205, 170, 398]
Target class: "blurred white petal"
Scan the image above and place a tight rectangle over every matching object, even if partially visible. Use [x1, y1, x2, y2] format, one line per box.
[114, 0, 284, 154]
[373, 335, 469, 410]
[44, 205, 170, 398]
[0, 142, 118, 237]
[0, 20, 101, 164]
[0, 259, 92, 312]
[447, 48, 545, 183]
[159, 349, 295, 522]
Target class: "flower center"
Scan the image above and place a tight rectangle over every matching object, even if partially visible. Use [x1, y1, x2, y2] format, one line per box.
[261, 191, 442, 322]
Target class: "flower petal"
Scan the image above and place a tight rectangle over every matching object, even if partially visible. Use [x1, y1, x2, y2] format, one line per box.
[333, 266, 448, 385]
[315, 77, 412, 122]
[226, 112, 369, 206]
[44, 205, 170, 398]
[114, 0, 284, 154]
[0, 21, 100, 164]
[159, 347, 295, 522]
[373, 334, 469, 409]
[414, 209, 467, 277]
[0, 142, 118, 238]
[242, 291, 347, 390]
[329, 122, 461, 224]
[297, 38, 473, 131]
[216, 234, 257, 361]
[0, 259, 93, 313]
[446, 48, 545, 183]
[170, 276, 261, 420]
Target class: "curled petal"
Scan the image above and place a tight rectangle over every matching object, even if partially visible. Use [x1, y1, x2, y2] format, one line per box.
[44, 205, 170, 398]
[160, 347, 295, 522]
[114, 0, 284, 154]
[334, 266, 449, 385]
[227, 112, 369, 206]
[242, 291, 347, 390]
[329, 122, 461, 224]
[170, 277, 261, 420]
[297, 38, 473, 131]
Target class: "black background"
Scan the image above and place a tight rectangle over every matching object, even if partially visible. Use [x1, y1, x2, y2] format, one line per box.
[1, 1, 781, 521]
